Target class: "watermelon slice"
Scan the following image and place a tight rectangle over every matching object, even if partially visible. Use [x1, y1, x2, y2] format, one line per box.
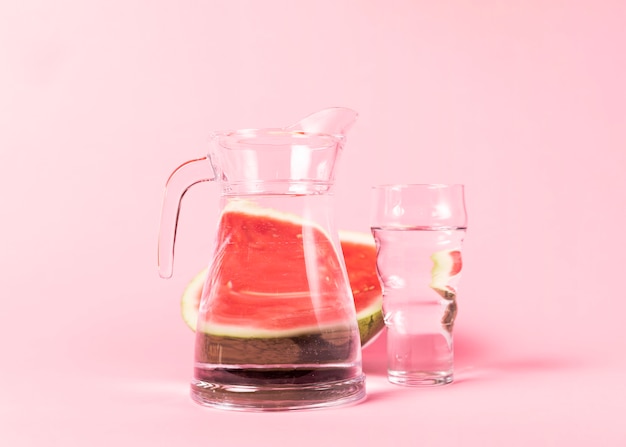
[429, 249, 463, 300]
[430, 249, 462, 332]
[181, 202, 384, 348]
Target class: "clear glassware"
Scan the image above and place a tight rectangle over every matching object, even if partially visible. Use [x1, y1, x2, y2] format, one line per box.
[158, 109, 367, 411]
[370, 184, 467, 386]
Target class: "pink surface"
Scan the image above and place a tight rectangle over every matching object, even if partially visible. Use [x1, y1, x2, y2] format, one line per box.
[1, 1, 625, 445]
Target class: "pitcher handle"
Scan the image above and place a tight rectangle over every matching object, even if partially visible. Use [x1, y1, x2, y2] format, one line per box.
[158, 157, 214, 278]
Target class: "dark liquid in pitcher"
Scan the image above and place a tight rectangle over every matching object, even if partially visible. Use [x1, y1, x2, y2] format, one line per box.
[193, 327, 360, 386]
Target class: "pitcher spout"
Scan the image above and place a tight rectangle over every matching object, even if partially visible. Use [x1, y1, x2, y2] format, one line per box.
[286, 107, 358, 136]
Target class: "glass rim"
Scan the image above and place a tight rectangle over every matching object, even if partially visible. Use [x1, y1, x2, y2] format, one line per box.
[371, 183, 464, 190]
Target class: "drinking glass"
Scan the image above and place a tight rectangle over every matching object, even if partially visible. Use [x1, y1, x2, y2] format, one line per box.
[370, 184, 467, 386]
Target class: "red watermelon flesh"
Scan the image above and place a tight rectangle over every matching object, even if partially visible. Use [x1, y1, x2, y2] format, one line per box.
[183, 200, 384, 346]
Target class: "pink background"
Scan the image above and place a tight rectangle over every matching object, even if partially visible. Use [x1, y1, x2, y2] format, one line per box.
[2, 0, 625, 445]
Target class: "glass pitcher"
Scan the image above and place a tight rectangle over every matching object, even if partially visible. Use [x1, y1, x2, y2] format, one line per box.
[158, 108, 366, 411]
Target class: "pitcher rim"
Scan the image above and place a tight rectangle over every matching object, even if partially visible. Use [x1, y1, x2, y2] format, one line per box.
[210, 128, 345, 149]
